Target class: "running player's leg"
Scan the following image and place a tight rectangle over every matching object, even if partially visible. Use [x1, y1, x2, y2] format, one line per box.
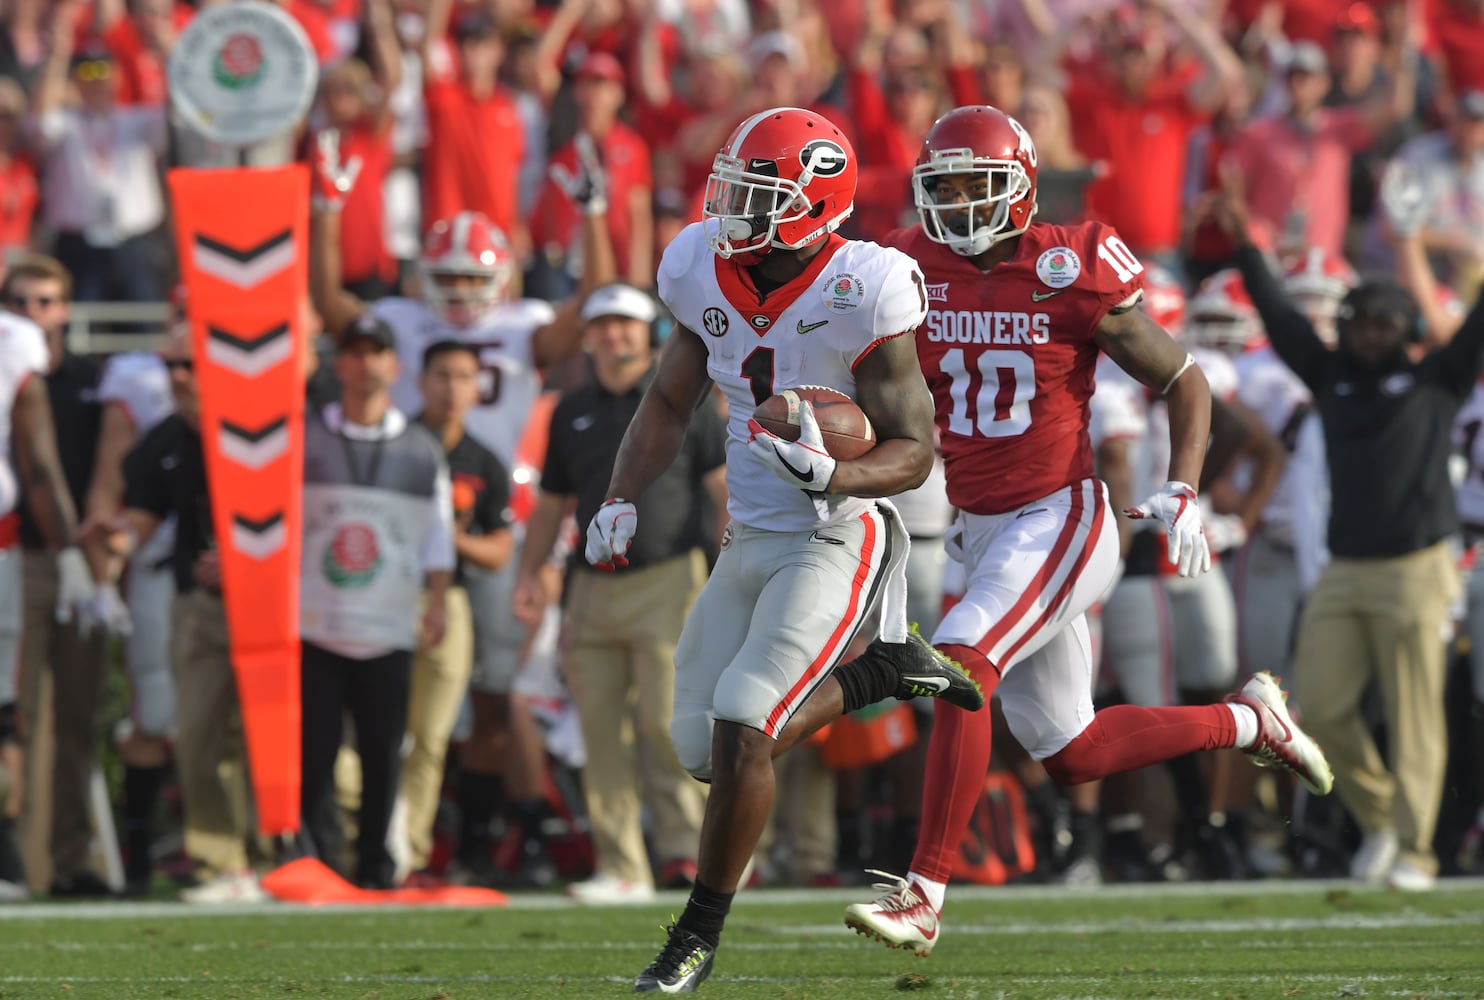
[118, 556, 176, 894]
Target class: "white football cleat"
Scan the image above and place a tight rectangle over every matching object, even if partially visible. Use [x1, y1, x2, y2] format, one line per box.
[844, 870, 940, 957]
[1229, 672, 1334, 796]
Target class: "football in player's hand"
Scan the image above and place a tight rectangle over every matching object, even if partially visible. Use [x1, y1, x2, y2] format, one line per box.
[753, 386, 876, 461]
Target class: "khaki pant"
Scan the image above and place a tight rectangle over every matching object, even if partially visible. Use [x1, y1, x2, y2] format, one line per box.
[170, 589, 253, 877]
[401, 586, 473, 870]
[564, 552, 709, 886]
[18, 551, 107, 884]
[1293, 541, 1458, 873]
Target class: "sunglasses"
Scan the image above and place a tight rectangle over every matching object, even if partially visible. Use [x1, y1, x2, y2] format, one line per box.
[163, 358, 194, 371]
[7, 294, 59, 308]
[73, 60, 112, 83]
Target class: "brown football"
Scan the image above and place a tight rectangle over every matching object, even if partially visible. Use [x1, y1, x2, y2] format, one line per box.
[752, 386, 876, 461]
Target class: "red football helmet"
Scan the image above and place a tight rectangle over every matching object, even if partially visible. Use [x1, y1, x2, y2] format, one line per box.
[419, 212, 514, 326]
[913, 105, 1038, 257]
[1186, 269, 1263, 354]
[701, 107, 857, 260]
[1141, 263, 1187, 336]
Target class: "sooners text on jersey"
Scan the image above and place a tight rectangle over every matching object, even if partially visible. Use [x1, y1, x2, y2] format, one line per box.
[659, 222, 928, 532]
[887, 221, 1144, 515]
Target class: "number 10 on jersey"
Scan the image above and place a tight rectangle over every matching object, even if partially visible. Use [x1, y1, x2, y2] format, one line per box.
[942, 348, 1036, 438]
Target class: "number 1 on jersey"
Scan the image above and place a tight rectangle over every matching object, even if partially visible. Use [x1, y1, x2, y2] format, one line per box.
[742, 347, 774, 406]
[942, 348, 1035, 438]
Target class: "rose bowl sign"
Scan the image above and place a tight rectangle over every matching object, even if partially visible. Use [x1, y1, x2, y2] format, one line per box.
[169, 1, 316, 148]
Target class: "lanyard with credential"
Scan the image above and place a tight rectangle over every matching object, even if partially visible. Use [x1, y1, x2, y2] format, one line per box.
[339, 430, 386, 488]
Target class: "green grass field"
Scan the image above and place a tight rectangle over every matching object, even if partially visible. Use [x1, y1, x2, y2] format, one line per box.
[2, 880, 1482, 999]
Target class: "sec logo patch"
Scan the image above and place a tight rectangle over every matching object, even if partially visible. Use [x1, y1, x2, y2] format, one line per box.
[702, 307, 729, 337]
[1036, 247, 1082, 289]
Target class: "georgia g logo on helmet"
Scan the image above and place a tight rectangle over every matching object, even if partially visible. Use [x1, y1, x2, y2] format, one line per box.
[800, 139, 849, 178]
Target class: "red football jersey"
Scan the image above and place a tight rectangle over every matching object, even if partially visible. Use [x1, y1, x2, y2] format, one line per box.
[885, 221, 1144, 515]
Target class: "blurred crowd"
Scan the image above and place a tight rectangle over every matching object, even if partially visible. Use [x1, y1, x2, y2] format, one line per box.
[1, 0, 1483, 903]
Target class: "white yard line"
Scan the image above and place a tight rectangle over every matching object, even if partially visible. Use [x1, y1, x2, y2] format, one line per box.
[0, 876, 1480, 920]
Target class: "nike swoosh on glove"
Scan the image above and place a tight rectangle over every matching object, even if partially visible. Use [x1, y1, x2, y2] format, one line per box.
[1124, 481, 1211, 578]
[79, 583, 133, 639]
[54, 547, 94, 625]
[746, 400, 837, 494]
[585, 498, 637, 571]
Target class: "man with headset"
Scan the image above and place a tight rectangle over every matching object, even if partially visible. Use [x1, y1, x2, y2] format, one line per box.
[1209, 183, 1484, 892]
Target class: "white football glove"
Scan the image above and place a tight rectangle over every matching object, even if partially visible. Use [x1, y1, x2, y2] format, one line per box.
[54, 547, 93, 626]
[746, 401, 838, 494]
[78, 582, 133, 639]
[584, 498, 637, 571]
[311, 129, 364, 214]
[943, 514, 965, 565]
[1124, 481, 1211, 578]
[549, 132, 608, 217]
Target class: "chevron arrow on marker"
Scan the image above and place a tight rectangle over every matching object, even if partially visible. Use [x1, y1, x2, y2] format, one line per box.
[219, 416, 290, 470]
[193, 231, 295, 289]
[231, 512, 287, 561]
[206, 324, 293, 378]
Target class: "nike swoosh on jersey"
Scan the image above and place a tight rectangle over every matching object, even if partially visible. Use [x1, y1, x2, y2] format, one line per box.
[1030, 290, 1064, 302]
[810, 531, 845, 545]
[899, 675, 950, 694]
[797, 319, 829, 334]
[1016, 507, 1049, 519]
[774, 445, 815, 483]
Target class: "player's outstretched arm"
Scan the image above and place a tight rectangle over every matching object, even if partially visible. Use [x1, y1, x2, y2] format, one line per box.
[606, 323, 714, 501]
[1095, 307, 1212, 491]
[829, 334, 936, 498]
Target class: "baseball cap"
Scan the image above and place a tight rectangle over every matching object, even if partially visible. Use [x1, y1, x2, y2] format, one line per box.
[339, 313, 396, 351]
[1287, 41, 1329, 75]
[748, 30, 804, 72]
[1333, 2, 1381, 37]
[451, 8, 498, 42]
[575, 52, 625, 87]
[1460, 90, 1484, 119]
[581, 284, 658, 324]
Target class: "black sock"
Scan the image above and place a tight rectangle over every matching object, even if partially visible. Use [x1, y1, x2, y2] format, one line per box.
[1067, 809, 1102, 861]
[0, 817, 25, 884]
[836, 644, 901, 713]
[123, 764, 166, 882]
[1024, 779, 1062, 831]
[677, 879, 734, 950]
[459, 772, 503, 858]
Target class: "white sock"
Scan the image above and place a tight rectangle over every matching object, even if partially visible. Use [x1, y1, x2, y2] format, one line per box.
[1227, 702, 1260, 749]
[906, 871, 946, 912]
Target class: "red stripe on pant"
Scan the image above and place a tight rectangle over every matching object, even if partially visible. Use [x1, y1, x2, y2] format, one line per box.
[977, 485, 1089, 669]
[762, 510, 878, 738]
[995, 480, 1107, 668]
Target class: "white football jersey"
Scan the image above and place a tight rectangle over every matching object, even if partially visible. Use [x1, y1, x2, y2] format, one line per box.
[1089, 355, 1148, 452]
[99, 352, 177, 561]
[1110, 348, 1235, 505]
[378, 296, 556, 469]
[1453, 380, 1484, 527]
[1234, 345, 1318, 545]
[0, 313, 49, 517]
[658, 223, 928, 532]
[98, 352, 172, 434]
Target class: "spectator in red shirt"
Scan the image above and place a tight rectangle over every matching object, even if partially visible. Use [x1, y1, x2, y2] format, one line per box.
[529, 53, 654, 294]
[1226, 38, 1416, 259]
[103, 0, 190, 107]
[1065, 0, 1245, 266]
[0, 76, 36, 272]
[1426, 0, 1484, 104]
[634, 41, 746, 207]
[418, 1, 525, 248]
[1018, 83, 1103, 225]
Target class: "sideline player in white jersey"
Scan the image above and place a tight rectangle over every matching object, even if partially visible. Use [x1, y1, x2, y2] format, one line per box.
[842, 106, 1329, 957]
[1094, 268, 1285, 880]
[582, 106, 983, 993]
[308, 131, 616, 883]
[74, 319, 186, 895]
[1187, 259, 1355, 683]
[0, 309, 86, 899]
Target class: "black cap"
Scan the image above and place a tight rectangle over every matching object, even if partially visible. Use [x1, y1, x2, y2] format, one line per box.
[452, 9, 499, 42]
[339, 313, 396, 351]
